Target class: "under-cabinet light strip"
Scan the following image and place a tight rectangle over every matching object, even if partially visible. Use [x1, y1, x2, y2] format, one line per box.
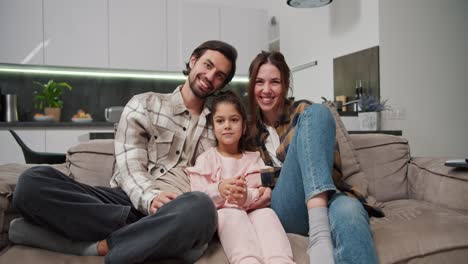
[0, 65, 248, 83]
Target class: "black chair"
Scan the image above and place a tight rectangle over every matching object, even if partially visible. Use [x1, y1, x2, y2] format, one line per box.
[8, 129, 66, 164]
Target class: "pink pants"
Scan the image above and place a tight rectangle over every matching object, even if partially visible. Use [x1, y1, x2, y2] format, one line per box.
[217, 208, 296, 264]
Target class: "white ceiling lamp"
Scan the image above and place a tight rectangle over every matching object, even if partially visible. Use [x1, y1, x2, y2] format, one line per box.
[287, 0, 333, 8]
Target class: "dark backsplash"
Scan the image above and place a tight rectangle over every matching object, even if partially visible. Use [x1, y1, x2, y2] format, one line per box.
[0, 73, 247, 122]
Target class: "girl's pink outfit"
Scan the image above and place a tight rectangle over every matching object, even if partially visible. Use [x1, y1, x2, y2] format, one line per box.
[186, 147, 295, 264]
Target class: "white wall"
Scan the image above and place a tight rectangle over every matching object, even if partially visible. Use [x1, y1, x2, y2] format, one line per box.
[379, 0, 468, 157]
[279, 0, 468, 157]
[277, 0, 379, 102]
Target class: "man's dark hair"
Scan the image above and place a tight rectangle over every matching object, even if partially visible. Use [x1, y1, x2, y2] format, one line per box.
[183, 40, 237, 86]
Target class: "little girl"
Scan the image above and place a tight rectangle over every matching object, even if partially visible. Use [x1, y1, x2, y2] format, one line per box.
[185, 91, 295, 264]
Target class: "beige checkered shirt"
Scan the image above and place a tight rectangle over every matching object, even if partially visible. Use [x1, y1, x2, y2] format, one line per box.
[110, 87, 216, 214]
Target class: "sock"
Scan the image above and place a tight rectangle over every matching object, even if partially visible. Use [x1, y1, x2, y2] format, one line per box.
[308, 207, 335, 264]
[9, 217, 99, 256]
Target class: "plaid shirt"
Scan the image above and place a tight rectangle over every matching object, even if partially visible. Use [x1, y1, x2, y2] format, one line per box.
[110, 87, 216, 214]
[253, 98, 384, 217]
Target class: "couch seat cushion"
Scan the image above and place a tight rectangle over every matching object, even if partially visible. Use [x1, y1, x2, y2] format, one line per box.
[371, 199, 468, 264]
[0, 234, 309, 264]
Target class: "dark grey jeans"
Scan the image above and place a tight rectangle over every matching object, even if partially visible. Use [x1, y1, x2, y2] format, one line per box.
[12, 166, 217, 264]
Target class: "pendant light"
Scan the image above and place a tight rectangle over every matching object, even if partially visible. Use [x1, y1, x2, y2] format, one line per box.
[287, 0, 333, 8]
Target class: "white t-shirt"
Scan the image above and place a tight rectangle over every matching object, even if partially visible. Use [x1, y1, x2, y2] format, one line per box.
[264, 125, 284, 167]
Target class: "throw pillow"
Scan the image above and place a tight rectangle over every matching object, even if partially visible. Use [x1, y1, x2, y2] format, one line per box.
[66, 139, 115, 187]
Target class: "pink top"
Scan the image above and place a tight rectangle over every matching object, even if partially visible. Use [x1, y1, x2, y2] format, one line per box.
[185, 147, 265, 209]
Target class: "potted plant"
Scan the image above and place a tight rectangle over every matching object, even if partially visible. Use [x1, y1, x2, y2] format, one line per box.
[357, 95, 389, 131]
[33, 80, 73, 122]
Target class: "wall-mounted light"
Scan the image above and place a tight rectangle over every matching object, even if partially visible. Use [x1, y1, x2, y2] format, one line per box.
[291, 60, 318, 72]
[0, 63, 248, 83]
[287, 0, 333, 8]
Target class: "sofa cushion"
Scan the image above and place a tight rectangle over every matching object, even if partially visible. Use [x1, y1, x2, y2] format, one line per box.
[371, 199, 468, 264]
[408, 157, 468, 211]
[66, 139, 115, 187]
[351, 134, 410, 202]
[0, 234, 309, 264]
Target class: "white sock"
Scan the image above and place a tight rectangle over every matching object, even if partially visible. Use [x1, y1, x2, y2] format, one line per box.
[308, 207, 335, 264]
[9, 217, 99, 256]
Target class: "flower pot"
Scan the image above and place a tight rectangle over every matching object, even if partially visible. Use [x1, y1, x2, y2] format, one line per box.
[358, 112, 380, 131]
[44, 107, 61, 122]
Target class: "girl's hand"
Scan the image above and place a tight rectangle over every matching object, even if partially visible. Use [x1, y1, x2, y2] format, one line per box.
[247, 187, 271, 212]
[219, 175, 247, 205]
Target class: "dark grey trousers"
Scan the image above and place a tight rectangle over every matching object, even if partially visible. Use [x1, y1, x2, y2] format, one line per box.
[12, 166, 217, 264]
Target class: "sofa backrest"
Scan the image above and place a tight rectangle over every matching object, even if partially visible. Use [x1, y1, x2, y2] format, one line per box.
[350, 134, 411, 202]
[66, 139, 115, 187]
[66, 133, 412, 203]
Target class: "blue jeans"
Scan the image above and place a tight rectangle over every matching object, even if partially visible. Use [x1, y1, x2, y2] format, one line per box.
[271, 104, 378, 264]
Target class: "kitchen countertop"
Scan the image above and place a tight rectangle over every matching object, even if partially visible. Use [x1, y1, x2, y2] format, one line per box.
[0, 121, 115, 128]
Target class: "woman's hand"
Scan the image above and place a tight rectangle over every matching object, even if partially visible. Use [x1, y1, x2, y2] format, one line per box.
[219, 175, 247, 205]
[248, 187, 272, 211]
[150, 191, 179, 214]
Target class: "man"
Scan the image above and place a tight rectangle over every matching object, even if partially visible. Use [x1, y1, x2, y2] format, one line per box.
[10, 40, 238, 264]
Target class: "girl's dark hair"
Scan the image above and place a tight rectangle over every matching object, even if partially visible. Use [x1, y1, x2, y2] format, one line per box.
[247, 51, 291, 126]
[209, 90, 253, 152]
[183, 40, 238, 87]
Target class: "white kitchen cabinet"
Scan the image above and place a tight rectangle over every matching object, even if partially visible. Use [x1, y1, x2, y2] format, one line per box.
[0, 0, 43, 65]
[109, 0, 168, 71]
[167, 1, 220, 72]
[220, 7, 268, 75]
[2, 0, 268, 74]
[43, 0, 108, 68]
[0, 128, 113, 165]
[0, 130, 45, 164]
[167, 1, 268, 75]
[45, 128, 113, 153]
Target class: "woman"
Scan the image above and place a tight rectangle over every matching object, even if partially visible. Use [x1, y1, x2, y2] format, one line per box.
[247, 51, 378, 264]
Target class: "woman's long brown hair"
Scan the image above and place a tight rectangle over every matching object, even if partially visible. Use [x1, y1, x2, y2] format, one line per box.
[247, 51, 292, 127]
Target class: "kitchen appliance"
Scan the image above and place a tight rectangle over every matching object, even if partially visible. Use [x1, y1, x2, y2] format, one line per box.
[1, 94, 19, 122]
[105, 106, 124, 123]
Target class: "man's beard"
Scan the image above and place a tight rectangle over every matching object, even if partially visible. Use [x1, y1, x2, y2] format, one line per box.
[188, 73, 216, 99]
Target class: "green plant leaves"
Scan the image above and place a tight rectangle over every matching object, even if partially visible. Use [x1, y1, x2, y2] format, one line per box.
[33, 80, 73, 110]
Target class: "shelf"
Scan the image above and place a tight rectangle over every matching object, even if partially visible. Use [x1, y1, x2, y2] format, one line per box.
[348, 130, 402, 136]
[338, 111, 358, 117]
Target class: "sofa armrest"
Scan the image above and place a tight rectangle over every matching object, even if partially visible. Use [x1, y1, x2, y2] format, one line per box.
[408, 157, 468, 211]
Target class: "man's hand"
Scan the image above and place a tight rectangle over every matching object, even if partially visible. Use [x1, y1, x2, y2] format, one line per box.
[150, 191, 179, 214]
[219, 175, 247, 205]
[248, 187, 272, 212]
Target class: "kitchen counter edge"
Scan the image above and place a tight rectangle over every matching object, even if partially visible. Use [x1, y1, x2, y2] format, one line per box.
[0, 121, 115, 128]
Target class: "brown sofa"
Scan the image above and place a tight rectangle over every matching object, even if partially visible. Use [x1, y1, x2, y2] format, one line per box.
[0, 133, 468, 264]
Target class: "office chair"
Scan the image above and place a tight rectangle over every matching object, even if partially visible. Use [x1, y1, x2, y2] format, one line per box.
[8, 129, 66, 164]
